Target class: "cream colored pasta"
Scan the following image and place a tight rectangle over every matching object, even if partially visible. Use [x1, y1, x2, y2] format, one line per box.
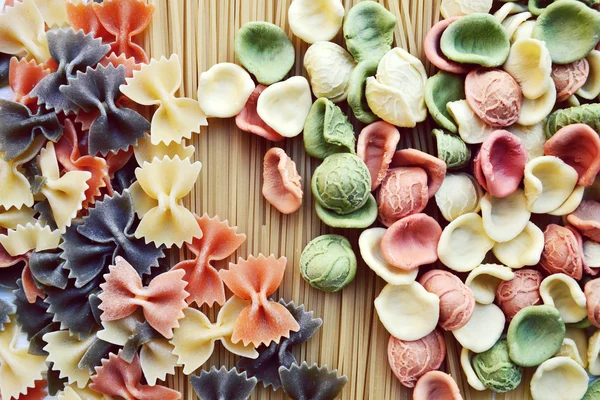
[374, 282, 440, 341]
[577, 50, 600, 100]
[440, 0, 492, 18]
[134, 135, 196, 165]
[588, 330, 600, 375]
[565, 328, 588, 369]
[198, 62, 255, 118]
[547, 186, 584, 216]
[517, 79, 557, 126]
[480, 190, 530, 243]
[492, 221, 544, 269]
[502, 12, 532, 40]
[539, 274, 587, 324]
[0, 222, 61, 256]
[58, 385, 109, 400]
[584, 240, 600, 268]
[524, 156, 578, 214]
[358, 228, 418, 285]
[446, 100, 495, 144]
[288, 0, 345, 44]
[494, 2, 527, 23]
[303, 42, 355, 102]
[43, 330, 98, 388]
[530, 357, 588, 400]
[555, 338, 586, 368]
[0, 207, 36, 230]
[504, 39, 552, 100]
[435, 173, 483, 222]
[513, 20, 535, 42]
[366, 48, 428, 127]
[452, 303, 505, 353]
[438, 213, 495, 272]
[257, 76, 312, 138]
[33, 0, 69, 28]
[465, 264, 515, 305]
[508, 123, 545, 160]
[460, 348, 486, 391]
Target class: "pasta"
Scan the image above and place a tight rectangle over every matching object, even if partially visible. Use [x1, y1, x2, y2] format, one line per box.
[219, 255, 301, 347]
[99, 53, 141, 78]
[20, 264, 45, 304]
[14, 379, 48, 400]
[38, 142, 91, 232]
[391, 149, 447, 198]
[0, 206, 37, 230]
[279, 362, 348, 400]
[237, 299, 323, 390]
[262, 147, 303, 214]
[0, 99, 62, 161]
[0, 152, 35, 210]
[0, 0, 50, 63]
[59, 190, 164, 288]
[0, 222, 61, 257]
[133, 134, 195, 166]
[235, 85, 285, 142]
[59, 64, 150, 156]
[130, 156, 202, 247]
[190, 366, 257, 400]
[98, 256, 188, 339]
[30, 28, 110, 114]
[89, 351, 180, 400]
[0, 298, 16, 332]
[120, 54, 207, 145]
[170, 296, 258, 375]
[29, 250, 67, 289]
[0, 318, 47, 400]
[92, 0, 154, 63]
[172, 214, 246, 307]
[9, 57, 51, 108]
[65, 0, 113, 44]
[57, 384, 110, 400]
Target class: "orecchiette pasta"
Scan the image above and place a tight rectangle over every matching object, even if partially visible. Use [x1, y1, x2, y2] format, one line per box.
[435, 173, 483, 222]
[480, 190, 530, 243]
[492, 221, 544, 269]
[198, 63, 255, 118]
[288, 0, 344, 44]
[446, 100, 495, 144]
[303, 42, 355, 102]
[524, 156, 578, 214]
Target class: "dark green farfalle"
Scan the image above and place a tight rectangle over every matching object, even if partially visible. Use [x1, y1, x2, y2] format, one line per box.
[343, 1, 396, 63]
[546, 103, 600, 138]
[47, 363, 68, 396]
[0, 297, 15, 331]
[279, 362, 348, 400]
[433, 129, 471, 169]
[59, 64, 149, 156]
[191, 367, 258, 400]
[0, 53, 10, 85]
[348, 60, 379, 124]
[29, 250, 68, 289]
[304, 98, 356, 160]
[0, 100, 62, 161]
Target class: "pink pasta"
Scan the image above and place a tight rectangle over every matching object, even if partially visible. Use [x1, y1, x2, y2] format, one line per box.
[9, 58, 51, 109]
[100, 53, 142, 78]
[235, 85, 284, 142]
[357, 121, 401, 191]
[391, 149, 446, 198]
[262, 148, 303, 214]
[66, 0, 114, 43]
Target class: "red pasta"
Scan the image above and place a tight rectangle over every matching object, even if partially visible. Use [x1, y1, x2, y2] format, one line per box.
[172, 214, 246, 307]
[99, 53, 142, 78]
[90, 351, 181, 400]
[391, 149, 447, 198]
[99, 256, 189, 338]
[9, 379, 47, 400]
[65, 0, 113, 44]
[55, 119, 110, 208]
[235, 85, 285, 142]
[0, 244, 27, 269]
[105, 148, 134, 180]
[92, 0, 154, 63]
[21, 264, 44, 304]
[219, 254, 300, 347]
[9, 57, 51, 109]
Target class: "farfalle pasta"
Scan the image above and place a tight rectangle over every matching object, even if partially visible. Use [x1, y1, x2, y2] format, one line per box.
[59, 64, 150, 156]
[92, 0, 154, 63]
[0, 298, 15, 332]
[0, 0, 50, 63]
[9, 57, 50, 108]
[170, 296, 258, 375]
[219, 255, 300, 347]
[0, 222, 61, 256]
[120, 54, 207, 145]
[29, 250, 67, 289]
[65, 0, 113, 44]
[99, 256, 188, 339]
[172, 214, 246, 307]
[130, 155, 202, 247]
[13, 278, 57, 353]
[100, 53, 142, 78]
[190, 367, 257, 400]
[0, 152, 34, 210]
[133, 134, 195, 166]
[279, 362, 348, 400]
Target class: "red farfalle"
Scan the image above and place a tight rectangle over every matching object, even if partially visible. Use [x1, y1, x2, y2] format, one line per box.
[98, 256, 188, 338]
[66, 0, 114, 43]
[219, 254, 300, 347]
[9, 57, 51, 109]
[92, 0, 154, 63]
[105, 148, 133, 179]
[9, 380, 47, 400]
[21, 264, 45, 304]
[90, 351, 180, 400]
[172, 214, 246, 307]
[55, 119, 110, 208]
[99, 53, 142, 78]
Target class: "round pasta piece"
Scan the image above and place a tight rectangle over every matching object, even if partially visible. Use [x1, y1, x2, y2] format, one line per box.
[524, 156, 578, 214]
[465, 69, 522, 127]
[539, 224, 584, 280]
[343, 1, 396, 63]
[424, 17, 471, 74]
[390, 148, 447, 198]
[446, 99, 494, 144]
[262, 148, 303, 215]
[425, 71, 466, 135]
[438, 213, 495, 272]
[466, 264, 514, 305]
[435, 173, 483, 222]
[504, 39, 552, 100]
[303, 41, 355, 102]
[508, 123, 545, 161]
[517, 78, 556, 126]
[198, 62, 255, 118]
[551, 59, 590, 102]
[413, 371, 462, 400]
[577, 50, 600, 100]
[492, 221, 544, 269]
[432, 129, 471, 170]
[472, 338, 523, 393]
[235, 84, 284, 142]
[374, 282, 440, 341]
[539, 274, 587, 324]
[480, 190, 530, 243]
[356, 121, 400, 191]
[568, 200, 600, 243]
[441, 0, 492, 18]
[303, 98, 356, 160]
[377, 167, 428, 227]
[530, 357, 588, 400]
[452, 303, 505, 353]
[288, 0, 344, 44]
[496, 271, 543, 322]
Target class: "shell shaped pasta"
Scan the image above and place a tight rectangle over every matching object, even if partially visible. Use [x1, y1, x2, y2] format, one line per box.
[131, 155, 202, 247]
[262, 148, 303, 215]
[424, 17, 470, 75]
[540, 273, 587, 324]
[540, 224, 583, 281]
[219, 255, 300, 347]
[584, 240, 600, 272]
[366, 79, 417, 128]
[288, 0, 344, 44]
[256, 76, 312, 138]
[198, 62, 255, 118]
[0, 0, 50, 62]
[453, 303, 505, 353]
[577, 50, 600, 100]
[530, 357, 588, 400]
[492, 221, 544, 269]
[121, 54, 207, 145]
[303, 98, 356, 160]
[435, 173, 483, 222]
[494, 2, 527, 23]
[170, 297, 258, 375]
[504, 39, 552, 100]
[356, 121, 400, 191]
[460, 348, 486, 391]
[390, 149, 447, 198]
[438, 213, 495, 272]
[0, 222, 61, 256]
[568, 200, 600, 242]
[303, 42, 355, 102]
[172, 214, 246, 307]
[465, 264, 515, 305]
[588, 330, 600, 375]
[235, 85, 284, 142]
[413, 371, 462, 400]
[524, 156, 578, 214]
[517, 79, 557, 126]
[508, 123, 545, 161]
[551, 59, 589, 103]
[374, 282, 440, 341]
[480, 189, 530, 243]
[441, 0, 492, 18]
[377, 167, 428, 227]
[446, 99, 495, 144]
[0, 319, 47, 399]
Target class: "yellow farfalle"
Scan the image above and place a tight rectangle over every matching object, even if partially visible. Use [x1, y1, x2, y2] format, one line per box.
[38, 142, 91, 233]
[133, 134, 195, 165]
[0, 222, 61, 256]
[33, 0, 69, 27]
[0, 0, 50, 62]
[57, 384, 110, 400]
[170, 297, 258, 375]
[0, 157, 34, 211]
[43, 330, 97, 388]
[120, 54, 207, 145]
[131, 155, 202, 247]
[0, 319, 47, 399]
[0, 207, 36, 230]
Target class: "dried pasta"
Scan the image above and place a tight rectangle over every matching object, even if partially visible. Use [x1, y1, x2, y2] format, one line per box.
[65, 0, 113, 44]
[190, 367, 257, 400]
[0, 0, 50, 63]
[29, 250, 68, 289]
[133, 134, 195, 165]
[9, 57, 50, 108]
[278, 362, 348, 400]
[0, 222, 61, 256]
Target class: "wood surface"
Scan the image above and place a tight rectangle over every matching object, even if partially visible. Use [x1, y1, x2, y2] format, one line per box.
[142, 0, 533, 399]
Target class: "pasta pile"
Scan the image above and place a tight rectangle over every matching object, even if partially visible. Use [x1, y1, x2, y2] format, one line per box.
[0, 1, 345, 399]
